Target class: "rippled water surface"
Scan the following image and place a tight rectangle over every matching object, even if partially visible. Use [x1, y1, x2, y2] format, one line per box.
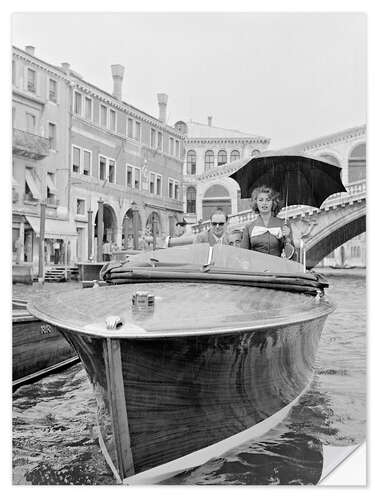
[12, 273, 366, 485]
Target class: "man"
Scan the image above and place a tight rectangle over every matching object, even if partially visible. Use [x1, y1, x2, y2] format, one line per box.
[194, 210, 230, 246]
[175, 218, 188, 237]
[102, 239, 111, 262]
[53, 240, 60, 264]
[228, 230, 242, 247]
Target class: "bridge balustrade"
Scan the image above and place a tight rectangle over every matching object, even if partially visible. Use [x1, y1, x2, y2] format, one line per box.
[190, 179, 366, 234]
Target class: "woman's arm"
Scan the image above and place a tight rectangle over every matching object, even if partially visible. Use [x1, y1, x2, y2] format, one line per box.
[240, 224, 251, 249]
[282, 221, 297, 260]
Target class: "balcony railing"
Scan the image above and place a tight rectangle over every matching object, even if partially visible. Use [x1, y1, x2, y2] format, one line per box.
[12, 128, 50, 160]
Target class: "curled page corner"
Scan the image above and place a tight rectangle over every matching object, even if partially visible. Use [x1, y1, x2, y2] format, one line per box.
[319, 442, 366, 485]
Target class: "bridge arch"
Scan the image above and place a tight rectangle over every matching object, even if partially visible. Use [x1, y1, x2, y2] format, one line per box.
[318, 152, 341, 167]
[94, 203, 118, 243]
[305, 204, 366, 268]
[202, 183, 232, 219]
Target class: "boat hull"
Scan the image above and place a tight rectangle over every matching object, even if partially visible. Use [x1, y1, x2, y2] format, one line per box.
[59, 313, 327, 480]
[12, 311, 77, 385]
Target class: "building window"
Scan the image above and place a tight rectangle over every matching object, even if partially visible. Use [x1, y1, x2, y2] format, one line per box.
[99, 156, 106, 180]
[49, 79, 57, 102]
[127, 118, 133, 139]
[24, 167, 41, 201]
[348, 143, 366, 182]
[156, 175, 162, 196]
[168, 178, 179, 199]
[27, 68, 36, 93]
[12, 60, 16, 85]
[84, 97, 93, 121]
[175, 140, 180, 158]
[230, 150, 240, 162]
[134, 168, 140, 189]
[126, 165, 141, 190]
[251, 149, 261, 157]
[72, 146, 81, 173]
[100, 105, 108, 128]
[46, 173, 57, 204]
[217, 150, 227, 166]
[169, 137, 174, 156]
[83, 150, 91, 176]
[205, 150, 215, 170]
[76, 198, 85, 215]
[351, 246, 361, 258]
[48, 123, 56, 150]
[108, 160, 116, 183]
[74, 91, 82, 115]
[186, 150, 196, 175]
[157, 131, 163, 150]
[150, 172, 155, 194]
[126, 165, 132, 186]
[24, 177, 35, 201]
[109, 109, 116, 131]
[150, 128, 156, 149]
[26, 113, 36, 133]
[150, 128, 156, 148]
[186, 186, 196, 214]
[135, 121, 141, 141]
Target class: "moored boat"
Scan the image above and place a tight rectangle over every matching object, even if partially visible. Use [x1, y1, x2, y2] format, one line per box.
[12, 299, 79, 390]
[28, 244, 334, 483]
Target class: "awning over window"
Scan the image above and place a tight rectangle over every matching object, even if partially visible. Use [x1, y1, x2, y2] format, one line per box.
[25, 215, 77, 239]
[12, 176, 20, 187]
[25, 168, 41, 200]
[46, 173, 57, 194]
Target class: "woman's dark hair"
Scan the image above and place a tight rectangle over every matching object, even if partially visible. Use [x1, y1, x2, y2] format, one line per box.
[250, 185, 282, 216]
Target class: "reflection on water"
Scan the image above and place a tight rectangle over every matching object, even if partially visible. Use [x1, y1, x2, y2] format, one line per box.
[12, 275, 366, 485]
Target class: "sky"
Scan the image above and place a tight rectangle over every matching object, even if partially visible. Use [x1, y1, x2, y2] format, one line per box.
[12, 12, 366, 149]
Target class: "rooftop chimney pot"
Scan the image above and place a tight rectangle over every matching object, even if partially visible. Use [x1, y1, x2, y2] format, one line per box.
[111, 64, 125, 101]
[25, 46, 35, 56]
[61, 62, 71, 73]
[157, 93, 168, 123]
[208, 116, 213, 127]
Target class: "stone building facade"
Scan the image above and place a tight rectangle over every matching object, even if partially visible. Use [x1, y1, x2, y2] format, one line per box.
[69, 66, 184, 261]
[175, 118, 270, 223]
[12, 45, 74, 273]
[12, 45, 185, 273]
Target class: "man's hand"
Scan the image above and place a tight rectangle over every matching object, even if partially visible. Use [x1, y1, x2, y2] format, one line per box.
[281, 225, 291, 238]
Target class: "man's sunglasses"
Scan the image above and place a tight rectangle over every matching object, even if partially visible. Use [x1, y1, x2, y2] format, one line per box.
[211, 222, 225, 227]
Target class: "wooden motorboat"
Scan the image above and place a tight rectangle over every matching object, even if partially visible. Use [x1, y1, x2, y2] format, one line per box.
[28, 244, 334, 483]
[12, 299, 79, 390]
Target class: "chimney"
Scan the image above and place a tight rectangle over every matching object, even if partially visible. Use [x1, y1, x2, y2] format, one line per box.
[157, 93, 168, 123]
[25, 45, 35, 56]
[111, 64, 124, 101]
[61, 62, 71, 73]
[208, 116, 213, 127]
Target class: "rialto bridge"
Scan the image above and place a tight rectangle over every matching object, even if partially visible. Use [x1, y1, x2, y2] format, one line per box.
[183, 125, 366, 267]
[190, 179, 366, 269]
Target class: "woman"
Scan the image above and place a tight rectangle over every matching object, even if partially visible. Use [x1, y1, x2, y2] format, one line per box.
[240, 185, 294, 258]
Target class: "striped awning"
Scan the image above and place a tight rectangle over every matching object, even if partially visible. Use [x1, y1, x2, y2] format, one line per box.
[25, 168, 41, 200]
[25, 215, 77, 239]
[46, 173, 57, 195]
